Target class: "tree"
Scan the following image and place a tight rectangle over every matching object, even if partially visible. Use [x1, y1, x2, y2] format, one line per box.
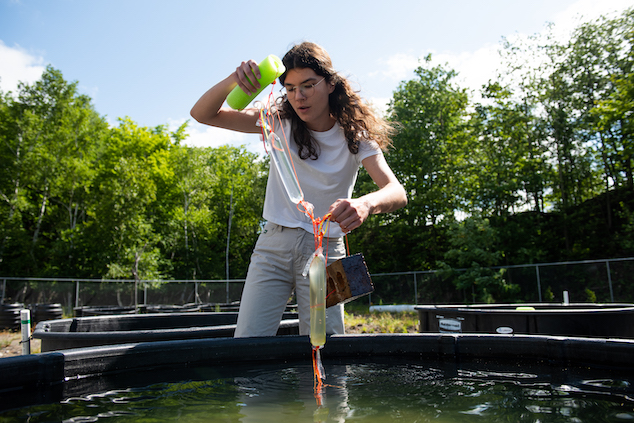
[388, 56, 470, 227]
[80, 118, 173, 280]
[469, 82, 549, 216]
[590, 10, 634, 192]
[203, 145, 267, 279]
[0, 67, 108, 276]
[437, 215, 518, 303]
[162, 144, 217, 279]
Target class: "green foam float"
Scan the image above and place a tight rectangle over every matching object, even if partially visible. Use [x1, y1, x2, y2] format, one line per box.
[227, 54, 286, 110]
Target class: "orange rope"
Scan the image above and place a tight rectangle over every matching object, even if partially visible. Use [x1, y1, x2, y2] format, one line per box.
[261, 83, 336, 398]
[312, 346, 324, 393]
[260, 84, 335, 250]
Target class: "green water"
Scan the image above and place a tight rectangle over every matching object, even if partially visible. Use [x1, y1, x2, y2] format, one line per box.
[1, 360, 633, 422]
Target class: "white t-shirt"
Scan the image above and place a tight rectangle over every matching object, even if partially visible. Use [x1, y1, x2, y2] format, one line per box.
[262, 118, 382, 238]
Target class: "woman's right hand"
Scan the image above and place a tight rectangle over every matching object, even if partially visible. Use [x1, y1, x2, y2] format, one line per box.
[190, 60, 263, 133]
[234, 60, 261, 95]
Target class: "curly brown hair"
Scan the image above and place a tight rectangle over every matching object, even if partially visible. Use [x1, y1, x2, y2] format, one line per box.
[277, 42, 395, 160]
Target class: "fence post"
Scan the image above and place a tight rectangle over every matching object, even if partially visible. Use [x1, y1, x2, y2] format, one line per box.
[1, 279, 5, 303]
[535, 265, 542, 302]
[75, 280, 80, 308]
[413, 273, 418, 304]
[20, 309, 31, 355]
[606, 261, 614, 303]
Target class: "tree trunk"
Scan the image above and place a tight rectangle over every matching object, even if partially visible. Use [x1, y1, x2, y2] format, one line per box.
[31, 183, 50, 258]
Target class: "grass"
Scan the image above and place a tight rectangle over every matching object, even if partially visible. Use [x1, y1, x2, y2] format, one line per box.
[344, 303, 419, 334]
[1, 305, 418, 356]
[0, 329, 42, 355]
[0, 330, 18, 349]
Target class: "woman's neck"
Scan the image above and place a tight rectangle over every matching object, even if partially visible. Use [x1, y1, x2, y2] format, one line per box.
[306, 115, 336, 132]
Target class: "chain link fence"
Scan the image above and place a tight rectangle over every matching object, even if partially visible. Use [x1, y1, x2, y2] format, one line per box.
[2, 257, 634, 318]
[368, 257, 634, 306]
[1, 278, 246, 316]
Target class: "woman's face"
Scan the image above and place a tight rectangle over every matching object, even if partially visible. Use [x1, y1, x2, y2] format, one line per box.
[283, 67, 335, 132]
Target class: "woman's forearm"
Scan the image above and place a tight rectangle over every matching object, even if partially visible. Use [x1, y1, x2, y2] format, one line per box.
[190, 74, 237, 125]
[190, 61, 261, 133]
[360, 181, 408, 215]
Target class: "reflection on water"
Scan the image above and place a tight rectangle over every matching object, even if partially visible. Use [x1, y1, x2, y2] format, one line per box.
[1, 358, 634, 422]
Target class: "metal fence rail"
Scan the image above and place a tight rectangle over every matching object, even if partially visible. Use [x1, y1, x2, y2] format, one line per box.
[368, 256, 634, 305]
[1, 277, 246, 311]
[2, 257, 634, 315]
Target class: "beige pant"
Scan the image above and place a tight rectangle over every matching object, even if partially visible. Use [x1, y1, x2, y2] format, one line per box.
[235, 222, 346, 337]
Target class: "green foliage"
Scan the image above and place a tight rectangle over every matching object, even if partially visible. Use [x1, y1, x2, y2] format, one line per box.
[161, 144, 266, 280]
[468, 82, 550, 215]
[0, 66, 109, 276]
[544, 286, 555, 302]
[585, 288, 597, 303]
[387, 55, 470, 226]
[354, 7, 634, 278]
[93, 119, 171, 280]
[2, 8, 634, 306]
[0, 68, 266, 281]
[437, 215, 519, 303]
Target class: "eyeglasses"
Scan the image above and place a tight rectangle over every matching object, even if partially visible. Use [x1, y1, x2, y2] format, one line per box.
[284, 77, 325, 99]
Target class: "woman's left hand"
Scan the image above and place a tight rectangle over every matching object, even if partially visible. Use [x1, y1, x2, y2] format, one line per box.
[327, 198, 372, 233]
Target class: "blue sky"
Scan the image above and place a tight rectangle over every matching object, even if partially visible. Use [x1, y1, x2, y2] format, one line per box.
[1, 0, 632, 152]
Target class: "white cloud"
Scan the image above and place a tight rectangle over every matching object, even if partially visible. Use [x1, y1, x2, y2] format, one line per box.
[433, 44, 502, 94]
[371, 53, 422, 83]
[367, 96, 392, 117]
[371, 0, 632, 107]
[552, 0, 633, 39]
[0, 40, 46, 93]
[368, 44, 505, 108]
[368, 45, 502, 108]
[168, 118, 263, 154]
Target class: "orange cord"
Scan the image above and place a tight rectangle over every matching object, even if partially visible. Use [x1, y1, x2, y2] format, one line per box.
[261, 83, 342, 398]
[312, 346, 324, 393]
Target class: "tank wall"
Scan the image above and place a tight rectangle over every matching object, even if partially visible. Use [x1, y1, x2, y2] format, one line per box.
[416, 304, 634, 337]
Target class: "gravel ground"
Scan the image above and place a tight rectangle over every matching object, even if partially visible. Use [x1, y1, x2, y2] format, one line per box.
[0, 330, 41, 358]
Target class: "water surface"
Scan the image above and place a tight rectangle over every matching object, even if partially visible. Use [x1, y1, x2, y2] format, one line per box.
[1, 358, 633, 422]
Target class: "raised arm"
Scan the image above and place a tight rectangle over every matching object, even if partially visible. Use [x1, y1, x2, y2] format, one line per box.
[190, 60, 263, 133]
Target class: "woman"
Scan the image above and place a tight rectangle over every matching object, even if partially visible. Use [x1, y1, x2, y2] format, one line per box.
[191, 42, 407, 338]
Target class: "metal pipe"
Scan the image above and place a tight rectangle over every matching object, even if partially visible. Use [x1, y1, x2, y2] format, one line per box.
[607, 261, 614, 302]
[536, 265, 542, 302]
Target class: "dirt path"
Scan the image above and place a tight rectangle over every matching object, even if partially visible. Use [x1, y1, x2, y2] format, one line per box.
[0, 331, 41, 358]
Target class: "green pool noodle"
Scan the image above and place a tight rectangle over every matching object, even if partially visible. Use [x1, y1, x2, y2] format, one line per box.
[226, 54, 286, 110]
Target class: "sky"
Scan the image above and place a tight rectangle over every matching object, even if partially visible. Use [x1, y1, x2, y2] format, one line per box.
[1, 0, 632, 153]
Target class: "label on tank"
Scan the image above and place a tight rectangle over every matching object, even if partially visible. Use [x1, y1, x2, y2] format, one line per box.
[438, 318, 462, 333]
